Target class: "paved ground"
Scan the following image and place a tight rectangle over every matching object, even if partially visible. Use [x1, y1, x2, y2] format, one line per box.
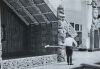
[30, 51, 100, 69]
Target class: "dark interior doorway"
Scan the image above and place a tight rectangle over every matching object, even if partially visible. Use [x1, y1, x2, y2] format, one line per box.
[94, 30, 99, 48]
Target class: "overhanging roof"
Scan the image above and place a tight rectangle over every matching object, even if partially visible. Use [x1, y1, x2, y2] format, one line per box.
[3, 0, 58, 25]
[3, 0, 77, 37]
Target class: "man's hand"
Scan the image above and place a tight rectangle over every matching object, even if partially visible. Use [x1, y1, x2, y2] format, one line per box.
[45, 45, 50, 48]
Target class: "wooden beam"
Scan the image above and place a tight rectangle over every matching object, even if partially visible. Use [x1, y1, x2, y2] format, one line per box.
[36, 3, 45, 6]
[44, 0, 57, 17]
[3, 0, 29, 25]
[40, 21, 58, 24]
[32, 12, 52, 16]
[50, 21, 58, 23]
[17, 1, 38, 24]
[32, 4, 50, 24]
[6, 0, 14, 3]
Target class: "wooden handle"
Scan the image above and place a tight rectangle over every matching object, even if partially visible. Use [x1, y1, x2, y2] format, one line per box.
[45, 45, 64, 48]
[45, 45, 50, 48]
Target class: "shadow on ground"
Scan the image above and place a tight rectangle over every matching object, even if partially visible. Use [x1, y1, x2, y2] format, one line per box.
[71, 66, 83, 69]
[95, 62, 100, 65]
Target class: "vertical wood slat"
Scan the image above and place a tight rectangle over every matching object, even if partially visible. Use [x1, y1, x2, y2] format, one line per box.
[29, 22, 58, 55]
[2, 2, 27, 58]
[0, 0, 2, 63]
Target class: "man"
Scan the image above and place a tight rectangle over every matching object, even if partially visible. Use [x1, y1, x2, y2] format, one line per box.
[63, 34, 77, 65]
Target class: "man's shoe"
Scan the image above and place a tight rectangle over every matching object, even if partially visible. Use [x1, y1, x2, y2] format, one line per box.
[70, 63, 74, 65]
[68, 63, 70, 65]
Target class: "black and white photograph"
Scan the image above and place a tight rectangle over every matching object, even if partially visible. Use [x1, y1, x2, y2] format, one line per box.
[0, 0, 100, 69]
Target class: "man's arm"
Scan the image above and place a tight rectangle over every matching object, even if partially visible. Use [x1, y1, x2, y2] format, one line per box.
[73, 39, 77, 47]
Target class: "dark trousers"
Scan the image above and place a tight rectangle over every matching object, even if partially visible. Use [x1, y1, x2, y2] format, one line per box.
[66, 46, 73, 64]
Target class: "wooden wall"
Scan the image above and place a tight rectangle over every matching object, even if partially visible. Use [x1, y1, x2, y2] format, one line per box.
[29, 23, 58, 56]
[1, 2, 29, 59]
[1, 1, 58, 59]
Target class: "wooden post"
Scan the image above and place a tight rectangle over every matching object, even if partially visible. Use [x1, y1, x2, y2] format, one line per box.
[57, 5, 66, 62]
[99, 28, 100, 48]
[0, 1, 2, 68]
[89, 0, 98, 51]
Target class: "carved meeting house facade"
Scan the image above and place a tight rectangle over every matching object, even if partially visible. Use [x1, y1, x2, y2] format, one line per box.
[0, 0, 100, 69]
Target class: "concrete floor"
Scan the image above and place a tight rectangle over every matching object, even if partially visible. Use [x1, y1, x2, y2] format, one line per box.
[30, 51, 100, 69]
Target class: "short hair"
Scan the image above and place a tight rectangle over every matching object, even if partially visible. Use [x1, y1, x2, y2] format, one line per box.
[68, 34, 71, 37]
